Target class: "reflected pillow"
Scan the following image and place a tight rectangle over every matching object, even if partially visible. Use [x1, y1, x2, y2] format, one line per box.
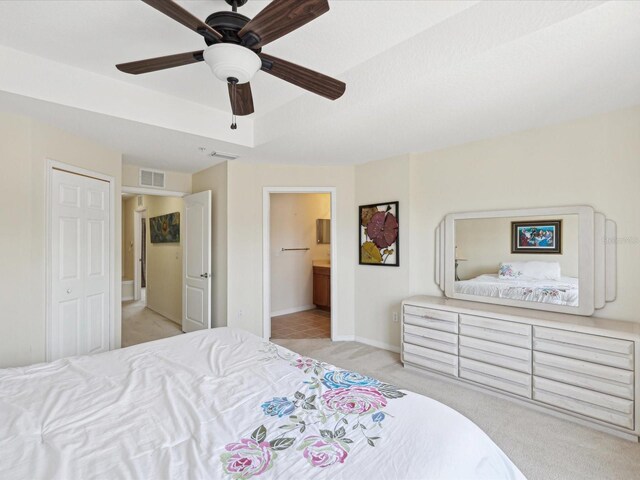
[499, 261, 561, 281]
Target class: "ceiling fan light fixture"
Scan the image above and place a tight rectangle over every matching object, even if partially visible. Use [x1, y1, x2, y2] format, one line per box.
[203, 43, 261, 84]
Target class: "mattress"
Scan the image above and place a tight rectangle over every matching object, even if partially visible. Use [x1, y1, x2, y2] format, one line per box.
[0, 327, 524, 479]
[455, 274, 579, 306]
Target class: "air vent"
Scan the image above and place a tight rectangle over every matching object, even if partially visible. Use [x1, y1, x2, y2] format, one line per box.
[209, 151, 239, 161]
[139, 169, 165, 189]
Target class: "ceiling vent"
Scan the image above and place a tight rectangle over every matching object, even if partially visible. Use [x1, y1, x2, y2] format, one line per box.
[139, 169, 165, 189]
[209, 151, 239, 161]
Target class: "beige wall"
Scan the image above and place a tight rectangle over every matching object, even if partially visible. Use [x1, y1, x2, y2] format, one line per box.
[270, 193, 331, 315]
[410, 106, 640, 329]
[455, 215, 579, 279]
[144, 195, 184, 325]
[122, 163, 192, 193]
[192, 161, 228, 328]
[0, 112, 122, 368]
[354, 155, 411, 351]
[226, 162, 356, 339]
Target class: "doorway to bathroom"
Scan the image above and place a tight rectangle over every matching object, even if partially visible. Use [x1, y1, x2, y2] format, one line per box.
[262, 187, 337, 341]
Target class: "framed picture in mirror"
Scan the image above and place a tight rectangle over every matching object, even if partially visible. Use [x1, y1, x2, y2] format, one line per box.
[511, 220, 562, 254]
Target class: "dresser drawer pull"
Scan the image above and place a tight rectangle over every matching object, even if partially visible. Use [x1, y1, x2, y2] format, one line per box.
[404, 305, 458, 323]
[404, 333, 458, 355]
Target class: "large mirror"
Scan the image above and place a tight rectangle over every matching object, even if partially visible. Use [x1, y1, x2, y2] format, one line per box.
[435, 206, 616, 316]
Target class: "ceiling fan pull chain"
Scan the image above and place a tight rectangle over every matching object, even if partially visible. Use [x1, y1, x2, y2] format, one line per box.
[230, 78, 238, 130]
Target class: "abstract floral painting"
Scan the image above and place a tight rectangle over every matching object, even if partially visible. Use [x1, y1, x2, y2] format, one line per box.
[359, 202, 399, 266]
[511, 220, 562, 254]
[149, 212, 180, 243]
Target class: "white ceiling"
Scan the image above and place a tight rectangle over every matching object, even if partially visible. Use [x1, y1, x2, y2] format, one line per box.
[0, 1, 639, 172]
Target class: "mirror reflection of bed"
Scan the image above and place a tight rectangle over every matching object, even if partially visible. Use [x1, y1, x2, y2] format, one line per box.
[454, 215, 579, 307]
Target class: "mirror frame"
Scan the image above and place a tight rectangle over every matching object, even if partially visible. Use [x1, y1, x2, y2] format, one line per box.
[435, 205, 617, 316]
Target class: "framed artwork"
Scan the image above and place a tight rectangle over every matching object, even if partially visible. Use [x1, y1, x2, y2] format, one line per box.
[359, 201, 399, 266]
[150, 212, 180, 243]
[511, 220, 562, 254]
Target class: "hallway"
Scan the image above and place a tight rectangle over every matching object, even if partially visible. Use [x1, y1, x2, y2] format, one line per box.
[121, 292, 183, 347]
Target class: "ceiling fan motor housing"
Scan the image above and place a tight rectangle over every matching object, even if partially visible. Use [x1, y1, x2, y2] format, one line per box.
[204, 11, 250, 46]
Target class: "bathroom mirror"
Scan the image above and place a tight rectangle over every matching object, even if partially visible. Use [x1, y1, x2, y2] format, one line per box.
[435, 206, 617, 316]
[316, 219, 331, 244]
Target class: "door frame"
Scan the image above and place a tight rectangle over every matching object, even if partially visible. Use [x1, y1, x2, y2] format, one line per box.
[45, 159, 116, 361]
[133, 208, 147, 302]
[262, 187, 337, 341]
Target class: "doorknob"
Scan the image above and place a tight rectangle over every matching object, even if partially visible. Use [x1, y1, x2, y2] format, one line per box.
[200, 273, 210, 278]
[66, 289, 72, 294]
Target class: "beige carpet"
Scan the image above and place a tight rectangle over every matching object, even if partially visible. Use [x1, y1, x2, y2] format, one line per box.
[273, 338, 640, 480]
[121, 297, 182, 347]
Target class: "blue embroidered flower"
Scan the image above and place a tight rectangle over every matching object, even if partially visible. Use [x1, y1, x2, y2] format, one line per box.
[260, 397, 296, 417]
[321, 370, 380, 389]
[372, 412, 385, 423]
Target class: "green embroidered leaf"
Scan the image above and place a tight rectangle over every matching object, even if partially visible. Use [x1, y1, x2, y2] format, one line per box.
[320, 429, 334, 439]
[289, 415, 298, 420]
[352, 424, 358, 431]
[342, 438, 354, 444]
[370, 436, 380, 440]
[341, 418, 348, 425]
[294, 391, 305, 400]
[360, 424, 367, 430]
[270, 438, 295, 451]
[335, 427, 346, 438]
[251, 425, 267, 443]
[299, 425, 306, 433]
[367, 438, 375, 447]
[306, 394, 317, 403]
[378, 385, 407, 399]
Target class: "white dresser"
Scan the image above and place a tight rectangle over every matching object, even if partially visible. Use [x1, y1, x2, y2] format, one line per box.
[401, 295, 640, 440]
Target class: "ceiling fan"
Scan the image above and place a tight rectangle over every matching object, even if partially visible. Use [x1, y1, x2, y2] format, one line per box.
[116, 0, 346, 129]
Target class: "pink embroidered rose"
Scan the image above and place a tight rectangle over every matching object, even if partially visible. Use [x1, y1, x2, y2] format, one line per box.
[321, 387, 387, 415]
[221, 438, 273, 479]
[302, 436, 348, 468]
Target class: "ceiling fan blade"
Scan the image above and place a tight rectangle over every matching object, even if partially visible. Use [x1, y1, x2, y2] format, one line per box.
[239, 0, 329, 49]
[228, 82, 255, 116]
[141, 0, 222, 42]
[259, 53, 345, 100]
[116, 50, 204, 75]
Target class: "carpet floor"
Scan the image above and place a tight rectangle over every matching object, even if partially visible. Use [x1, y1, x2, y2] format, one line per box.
[272, 338, 640, 480]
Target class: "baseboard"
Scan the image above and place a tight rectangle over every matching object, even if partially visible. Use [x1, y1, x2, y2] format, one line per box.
[332, 335, 355, 342]
[271, 305, 316, 317]
[354, 336, 401, 354]
[121, 280, 134, 302]
[121, 295, 134, 302]
[145, 305, 181, 326]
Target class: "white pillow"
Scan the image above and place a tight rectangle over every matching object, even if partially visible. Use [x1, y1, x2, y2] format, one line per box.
[499, 261, 561, 281]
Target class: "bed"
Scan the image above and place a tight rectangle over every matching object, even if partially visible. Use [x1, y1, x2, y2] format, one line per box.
[455, 274, 579, 306]
[0, 328, 524, 479]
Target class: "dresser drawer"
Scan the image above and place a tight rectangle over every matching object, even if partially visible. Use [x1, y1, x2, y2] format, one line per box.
[404, 324, 458, 355]
[403, 341, 458, 377]
[533, 377, 634, 429]
[459, 314, 531, 348]
[460, 336, 531, 374]
[533, 351, 634, 400]
[459, 357, 531, 398]
[533, 327, 634, 370]
[404, 306, 458, 334]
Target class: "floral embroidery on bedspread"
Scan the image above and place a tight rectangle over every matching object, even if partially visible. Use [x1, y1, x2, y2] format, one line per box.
[220, 344, 407, 479]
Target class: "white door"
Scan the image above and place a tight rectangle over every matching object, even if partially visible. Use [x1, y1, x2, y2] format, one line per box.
[183, 191, 212, 332]
[50, 168, 110, 361]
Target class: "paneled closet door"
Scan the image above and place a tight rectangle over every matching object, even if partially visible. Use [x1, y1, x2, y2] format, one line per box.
[50, 169, 110, 361]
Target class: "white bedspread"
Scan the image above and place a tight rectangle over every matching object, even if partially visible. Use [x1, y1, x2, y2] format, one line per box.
[0, 328, 524, 480]
[455, 274, 579, 306]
